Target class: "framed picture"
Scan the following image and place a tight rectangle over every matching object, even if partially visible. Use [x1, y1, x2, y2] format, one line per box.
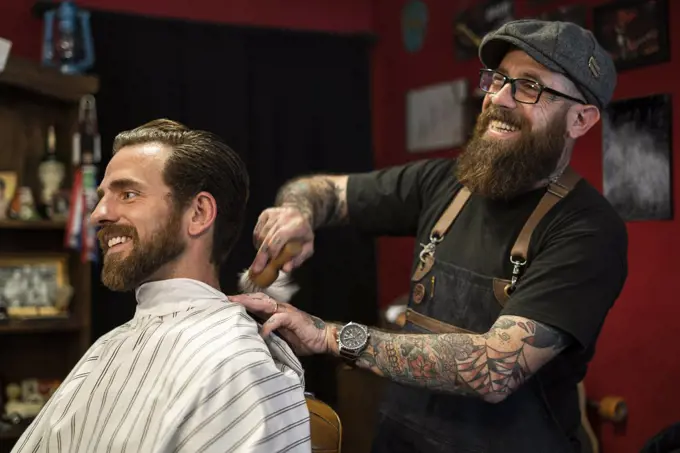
[0, 171, 18, 220]
[539, 4, 588, 28]
[0, 254, 73, 319]
[453, 0, 514, 61]
[406, 79, 469, 153]
[593, 0, 669, 71]
[602, 93, 672, 221]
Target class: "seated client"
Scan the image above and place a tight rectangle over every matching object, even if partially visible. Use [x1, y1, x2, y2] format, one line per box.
[11, 119, 311, 453]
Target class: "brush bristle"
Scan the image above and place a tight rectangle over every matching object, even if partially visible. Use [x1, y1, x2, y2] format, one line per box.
[237, 269, 300, 303]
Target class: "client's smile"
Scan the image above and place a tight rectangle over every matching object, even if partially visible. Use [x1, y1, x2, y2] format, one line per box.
[106, 235, 132, 252]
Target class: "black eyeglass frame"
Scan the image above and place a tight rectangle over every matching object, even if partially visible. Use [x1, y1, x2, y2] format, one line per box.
[478, 68, 586, 105]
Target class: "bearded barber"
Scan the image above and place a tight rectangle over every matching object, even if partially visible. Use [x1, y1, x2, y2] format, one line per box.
[232, 19, 628, 453]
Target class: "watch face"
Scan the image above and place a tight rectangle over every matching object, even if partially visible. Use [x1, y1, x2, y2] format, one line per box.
[340, 324, 367, 349]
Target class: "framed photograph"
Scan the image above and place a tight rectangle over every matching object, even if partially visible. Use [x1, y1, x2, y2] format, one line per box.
[539, 4, 587, 28]
[0, 254, 73, 318]
[0, 171, 18, 220]
[593, 0, 669, 71]
[602, 93, 672, 221]
[406, 79, 469, 153]
[453, 0, 514, 61]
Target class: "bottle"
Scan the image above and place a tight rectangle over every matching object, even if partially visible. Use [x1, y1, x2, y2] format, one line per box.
[38, 125, 65, 218]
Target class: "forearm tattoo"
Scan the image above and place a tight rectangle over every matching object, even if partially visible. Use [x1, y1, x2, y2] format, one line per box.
[275, 177, 348, 228]
[355, 316, 570, 402]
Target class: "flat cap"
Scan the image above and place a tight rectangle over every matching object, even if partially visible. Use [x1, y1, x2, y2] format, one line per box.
[479, 19, 616, 109]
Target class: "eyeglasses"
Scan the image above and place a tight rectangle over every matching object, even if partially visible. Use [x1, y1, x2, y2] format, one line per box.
[478, 69, 586, 105]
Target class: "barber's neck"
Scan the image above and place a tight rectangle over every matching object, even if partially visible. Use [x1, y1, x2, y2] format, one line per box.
[531, 145, 573, 190]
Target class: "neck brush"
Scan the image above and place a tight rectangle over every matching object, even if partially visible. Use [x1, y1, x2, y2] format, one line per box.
[237, 241, 302, 303]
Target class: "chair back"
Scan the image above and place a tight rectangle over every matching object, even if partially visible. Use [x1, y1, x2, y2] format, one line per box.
[306, 392, 342, 453]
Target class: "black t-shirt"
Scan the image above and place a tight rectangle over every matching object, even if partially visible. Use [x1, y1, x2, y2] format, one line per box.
[346, 157, 628, 436]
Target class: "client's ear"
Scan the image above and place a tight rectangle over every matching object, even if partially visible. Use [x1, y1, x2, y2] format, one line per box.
[187, 191, 217, 237]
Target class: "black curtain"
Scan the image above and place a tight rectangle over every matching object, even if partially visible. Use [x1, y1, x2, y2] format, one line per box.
[88, 10, 377, 406]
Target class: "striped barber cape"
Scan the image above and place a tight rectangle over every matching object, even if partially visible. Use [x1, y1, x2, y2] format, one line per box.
[11, 278, 311, 453]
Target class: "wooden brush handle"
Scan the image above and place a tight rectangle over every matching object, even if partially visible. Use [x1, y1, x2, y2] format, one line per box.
[249, 241, 303, 288]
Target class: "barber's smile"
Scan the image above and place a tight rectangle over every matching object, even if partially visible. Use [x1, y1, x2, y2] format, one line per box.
[486, 119, 521, 139]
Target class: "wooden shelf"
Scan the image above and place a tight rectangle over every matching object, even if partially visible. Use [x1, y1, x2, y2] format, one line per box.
[0, 220, 66, 230]
[0, 45, 95, 453]
[0, 317, 80, 335]
[0, 55, 99, 102]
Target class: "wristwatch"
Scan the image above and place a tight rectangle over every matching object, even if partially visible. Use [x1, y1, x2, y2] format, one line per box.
[337, 322, 370, 361]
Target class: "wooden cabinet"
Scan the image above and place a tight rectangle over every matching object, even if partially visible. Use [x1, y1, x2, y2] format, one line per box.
[0, 55, 98, 452]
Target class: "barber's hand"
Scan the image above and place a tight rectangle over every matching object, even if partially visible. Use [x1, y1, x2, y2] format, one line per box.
[229, 292, 336, 356]
[251, 206, 315, 274]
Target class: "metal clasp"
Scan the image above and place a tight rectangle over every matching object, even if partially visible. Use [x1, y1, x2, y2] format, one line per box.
[418, 233, 443, 267]
[506, 255, 527, 295]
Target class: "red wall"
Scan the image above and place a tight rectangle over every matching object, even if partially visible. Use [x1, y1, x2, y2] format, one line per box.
[371, 0, 680, 452]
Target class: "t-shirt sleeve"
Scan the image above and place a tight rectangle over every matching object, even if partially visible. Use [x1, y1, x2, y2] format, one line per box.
[164, 342, 311, 453]
[500, 205, 628, 350]
[346, 158, 455, 236]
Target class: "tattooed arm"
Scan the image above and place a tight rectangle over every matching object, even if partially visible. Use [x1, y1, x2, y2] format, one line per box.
[329, 316, 572, 403]
[251, 174, 349, 272]
[228, 295, 572, 403]
[274, 175, 349, 229]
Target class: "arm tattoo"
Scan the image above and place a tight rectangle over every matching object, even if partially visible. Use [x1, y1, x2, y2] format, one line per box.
[355, 316, 571, 403]
[275, 177, 348, 228]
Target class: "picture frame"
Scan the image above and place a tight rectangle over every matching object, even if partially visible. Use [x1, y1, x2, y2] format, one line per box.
[539, 4, 588, 29]
[593, 0, 670, 71]
[453, 0, 514, 61]
[0, 171, 18, 220]
[406, 79, 469, 153]
[0, 254, 73, 319]
[602, 93, 673, 221]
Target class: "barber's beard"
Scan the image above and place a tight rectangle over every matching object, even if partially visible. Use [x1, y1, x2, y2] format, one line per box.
[98, 208, 185, 292]
[455, 105, 568, 200]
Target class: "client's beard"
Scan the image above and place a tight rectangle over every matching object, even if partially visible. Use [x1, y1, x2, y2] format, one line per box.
[98, 207, 185, 292]
[455, 105, 568, 200]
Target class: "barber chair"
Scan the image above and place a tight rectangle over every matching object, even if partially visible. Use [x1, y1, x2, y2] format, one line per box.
[305, 392, 342, 452]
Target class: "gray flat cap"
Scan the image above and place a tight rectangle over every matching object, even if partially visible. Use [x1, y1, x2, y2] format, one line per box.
[479, 19, 616, 109]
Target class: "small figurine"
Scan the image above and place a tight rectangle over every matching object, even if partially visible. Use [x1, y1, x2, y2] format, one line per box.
[4, 382, 44, 421]
[9, 187, 40, 221]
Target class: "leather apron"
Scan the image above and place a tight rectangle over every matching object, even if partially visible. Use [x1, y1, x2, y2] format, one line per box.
[370, 168, 582, 453]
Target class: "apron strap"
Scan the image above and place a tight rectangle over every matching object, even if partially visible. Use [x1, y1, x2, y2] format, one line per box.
[500, 166, 582, 300]
[510, 166, 582, 262]
[431, 186, 471, 239]
[411, 186, 471, 281]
